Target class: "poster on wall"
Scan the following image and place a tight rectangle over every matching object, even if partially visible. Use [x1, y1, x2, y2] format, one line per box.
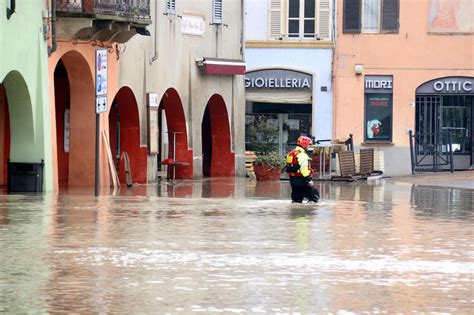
[365, 94, 392, 142]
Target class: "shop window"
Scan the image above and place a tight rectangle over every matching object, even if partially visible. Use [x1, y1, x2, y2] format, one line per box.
[343, 0, 399, 34]
[417, 95, 472, 155]
[442, 97, 472, 154]
[268, 0, 332, 40]
[364, 75, 393, 142]
[364, 94, 393, 142]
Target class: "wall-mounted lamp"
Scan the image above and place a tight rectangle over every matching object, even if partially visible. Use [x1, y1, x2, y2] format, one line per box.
[7, 0, 16, 20]
[408, 101, 415, 107]
[354, 64, 363, 75]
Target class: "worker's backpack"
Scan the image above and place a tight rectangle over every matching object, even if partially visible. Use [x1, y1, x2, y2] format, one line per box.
[285, 149, 300, 174]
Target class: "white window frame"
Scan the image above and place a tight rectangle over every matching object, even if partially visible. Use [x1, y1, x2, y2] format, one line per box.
[361, 0, 381, 33]
[287, 0, 317, 39]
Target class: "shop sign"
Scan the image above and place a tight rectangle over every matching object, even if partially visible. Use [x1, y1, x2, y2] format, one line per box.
[416, 77, 473, 94]
[181, 14, 205, 36]
[245, 69, 312, 91]
[364, 75, 393, 94]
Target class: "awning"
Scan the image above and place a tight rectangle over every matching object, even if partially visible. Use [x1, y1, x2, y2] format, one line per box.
[196, 57, 246, 75]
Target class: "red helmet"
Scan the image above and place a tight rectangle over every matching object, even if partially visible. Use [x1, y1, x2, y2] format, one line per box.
[297, 136, 312, 149]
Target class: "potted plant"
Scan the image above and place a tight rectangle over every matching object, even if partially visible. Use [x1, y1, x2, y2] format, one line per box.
[253, 152, 286, 180]
[247, 115, 286, 180]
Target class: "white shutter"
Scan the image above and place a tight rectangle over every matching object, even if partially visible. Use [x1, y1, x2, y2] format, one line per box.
[268, 0, 282, 39]
[317, 0, 331, 39]
[213, 0, 223, 24]
[165, 0, 176, 15]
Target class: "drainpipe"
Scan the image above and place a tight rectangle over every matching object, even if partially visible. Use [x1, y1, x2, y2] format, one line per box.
[6, 0, 15, 19]
[48, 0, 57, 56]
[149, 0, 159, 64]
[240, 0, 245, 58]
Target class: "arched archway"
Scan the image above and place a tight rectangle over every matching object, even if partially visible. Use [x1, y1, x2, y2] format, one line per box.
[109, 87, 147, 184]
[53, 51, 95, 188]
[0, 84, 10, 187]
[201, 94, 235, 177]
[159, 88, 193, 179]
[1, 71, 35, 187]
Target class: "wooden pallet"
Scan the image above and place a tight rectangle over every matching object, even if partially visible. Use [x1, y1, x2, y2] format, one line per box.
[245, 151, 256, 179]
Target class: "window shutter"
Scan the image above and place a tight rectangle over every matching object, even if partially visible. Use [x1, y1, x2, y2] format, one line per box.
[165, 0, 176, 15]
[343, 0, 361, 33]
[268, 0, 282, 39]
[317, 0, 331, 39]
[213, 0, 223, 25]
[382, 0, 399, 32]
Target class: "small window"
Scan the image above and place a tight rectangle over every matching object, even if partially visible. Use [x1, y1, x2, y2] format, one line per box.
[287, 0, 316, 38]
[165, 0, 176, 15]
[213, 0, 223, 25]
[343, 0, 399, 34]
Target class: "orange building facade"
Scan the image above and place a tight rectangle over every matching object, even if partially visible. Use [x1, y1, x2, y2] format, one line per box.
[334, 0, 474, 175]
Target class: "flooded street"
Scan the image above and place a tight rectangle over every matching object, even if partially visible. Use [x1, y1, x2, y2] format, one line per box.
[0, 178, 473, 313]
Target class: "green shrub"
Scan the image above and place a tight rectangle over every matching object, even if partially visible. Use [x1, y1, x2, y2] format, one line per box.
[254, 152, 286, 170]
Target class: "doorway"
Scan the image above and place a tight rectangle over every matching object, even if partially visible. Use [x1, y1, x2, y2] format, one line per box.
[415, 95, 473, 170]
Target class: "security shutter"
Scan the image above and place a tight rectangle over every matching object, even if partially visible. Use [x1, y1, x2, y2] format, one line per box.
[268, 0, 282, 39]
[165, 0, 176, 15]
[343, 0, 361, 33]
[213, 0, 223, 25]
[382, 0, 399, 32]
[317, 0, 331, 39]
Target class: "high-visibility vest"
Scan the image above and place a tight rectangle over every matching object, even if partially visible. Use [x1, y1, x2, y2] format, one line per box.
[286, 146, 312, 177]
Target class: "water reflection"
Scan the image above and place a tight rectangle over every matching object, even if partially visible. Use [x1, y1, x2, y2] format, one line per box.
[0, 179, 472, 313]
[411, 185, 474, 218]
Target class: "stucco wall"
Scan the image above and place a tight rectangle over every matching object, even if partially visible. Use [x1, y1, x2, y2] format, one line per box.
[118, 0, 246, 179]
[245, 48, 334, 141]
[334, 0, 474, 175]
[0, 1, 53, 191]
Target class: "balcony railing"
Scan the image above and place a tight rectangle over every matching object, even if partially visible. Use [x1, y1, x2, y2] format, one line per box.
[57, 0, 151, 19]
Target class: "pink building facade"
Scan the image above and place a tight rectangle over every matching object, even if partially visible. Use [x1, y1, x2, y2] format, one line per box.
[334, 0, 474, 175]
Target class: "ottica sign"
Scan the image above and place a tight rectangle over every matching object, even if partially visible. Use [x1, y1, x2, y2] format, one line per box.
[416, 77, 474, 94]
[245, 69, 312, 91]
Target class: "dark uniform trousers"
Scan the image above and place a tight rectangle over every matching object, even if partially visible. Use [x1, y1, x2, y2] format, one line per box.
[289, 176, 320, 203]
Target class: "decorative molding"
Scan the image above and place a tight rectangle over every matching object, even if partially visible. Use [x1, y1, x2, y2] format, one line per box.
[245, 40, 334, 49]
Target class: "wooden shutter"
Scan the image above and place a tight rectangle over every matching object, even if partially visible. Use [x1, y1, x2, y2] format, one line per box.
[213, 0, 223, 24]
[343, 0, 361, 33]
[317, 0, 331, 39]
[268, 0, 282, 39]
[165, 0, 176, 15]
[382, 0, 399, 33]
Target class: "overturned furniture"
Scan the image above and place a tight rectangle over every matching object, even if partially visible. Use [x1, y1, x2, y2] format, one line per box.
[332, 148, 383, 181]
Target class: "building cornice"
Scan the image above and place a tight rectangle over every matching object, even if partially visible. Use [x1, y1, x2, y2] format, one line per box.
[245, 40, 334, 49]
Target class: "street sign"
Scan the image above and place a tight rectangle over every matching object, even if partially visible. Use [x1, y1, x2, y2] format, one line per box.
[96, 96, 107, 114]
[96, 48, 108, 96]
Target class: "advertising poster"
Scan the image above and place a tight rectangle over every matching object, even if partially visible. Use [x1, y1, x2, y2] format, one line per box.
[365, 94, 392, 142]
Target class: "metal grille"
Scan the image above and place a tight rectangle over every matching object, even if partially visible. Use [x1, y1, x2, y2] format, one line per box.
[95, 0, 151, 18]
[411, 95, 454, 173]
[57, 0, 83, 12]
[56, 0, 150, 18]
[416, 95, 441, 156]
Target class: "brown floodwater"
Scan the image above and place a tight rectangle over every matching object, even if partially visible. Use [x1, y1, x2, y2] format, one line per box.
[0, 178, 473, 313]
